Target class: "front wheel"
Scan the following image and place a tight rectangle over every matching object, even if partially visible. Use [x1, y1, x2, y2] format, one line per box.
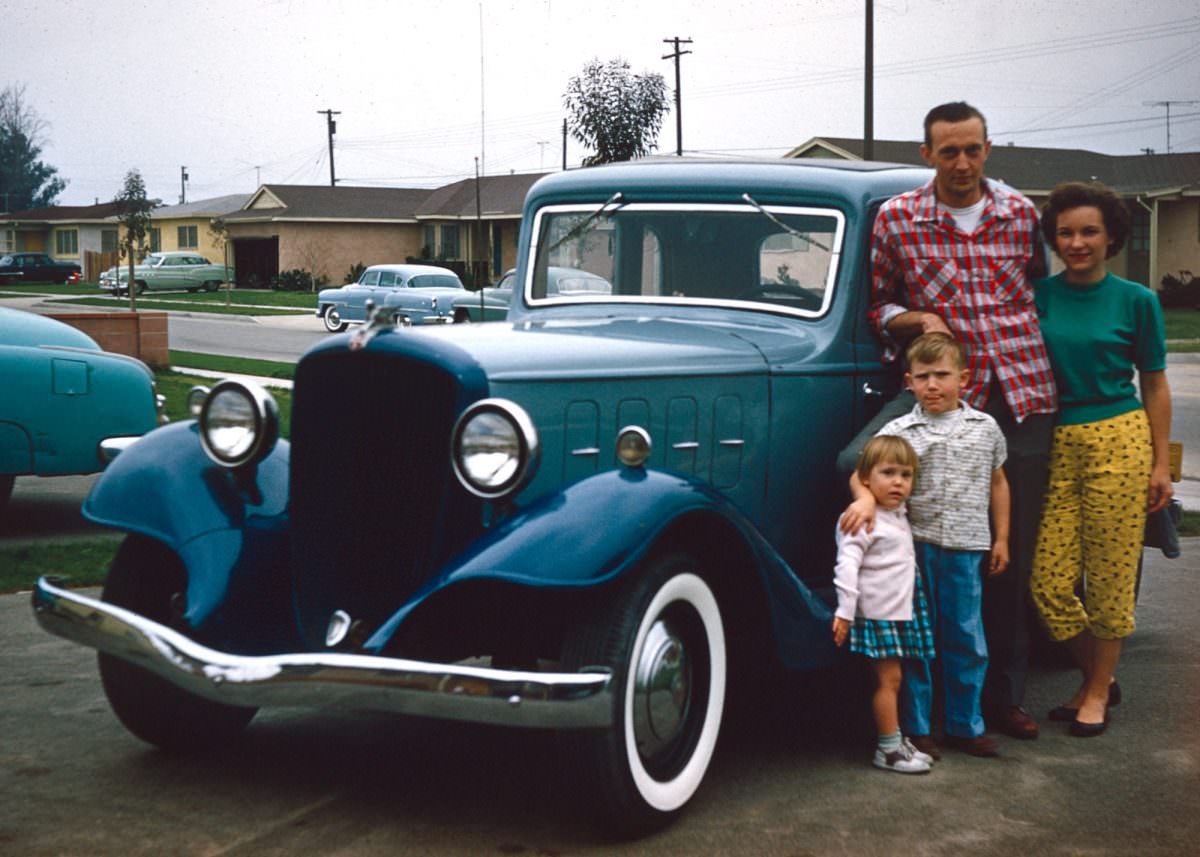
[452, 308, 472, 324]
[558, 552, 726, 837]
[98, 535, 257, 751]
[322, 306, 348, 332]
[134, 281, 147, 295]
[202, 280, 219, 293]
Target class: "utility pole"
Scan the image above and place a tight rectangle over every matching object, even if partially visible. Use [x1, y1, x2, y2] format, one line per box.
[317, 108, 341, 185]
[662, 37, 693, 157]
[1143, 100, 1199, 153]
[180, 166, 189, 204]
[475, 156, 486, 300]
[562, 118, 568, 170]
[863, 0, 874, 161]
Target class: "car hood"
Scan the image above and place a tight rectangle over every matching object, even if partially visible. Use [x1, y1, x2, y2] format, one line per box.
[418, 313, 775, 380]
[0, 307, 100, 350]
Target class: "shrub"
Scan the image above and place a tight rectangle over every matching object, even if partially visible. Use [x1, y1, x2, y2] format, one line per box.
[271, 268, 315, 292]
[1159, 270, 1198, 309]
[344, 262, 365, 284]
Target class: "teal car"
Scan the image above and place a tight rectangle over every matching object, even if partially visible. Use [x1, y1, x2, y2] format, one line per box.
[99, 251, 233, 295]
[0, 308, 163, 512]
[32, 158, 932, 836]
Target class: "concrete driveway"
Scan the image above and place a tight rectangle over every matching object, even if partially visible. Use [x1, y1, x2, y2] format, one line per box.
[1, 542, 1197, 856]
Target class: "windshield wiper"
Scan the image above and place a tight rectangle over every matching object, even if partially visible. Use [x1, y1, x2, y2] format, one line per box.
[741, 193, 831, 253]
[545, 191, 625, 256]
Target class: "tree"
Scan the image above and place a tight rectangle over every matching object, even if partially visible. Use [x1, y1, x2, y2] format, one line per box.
[114, 170, 153, 312]
[0, 83, 66, 212]
[563, 59, 669, 166]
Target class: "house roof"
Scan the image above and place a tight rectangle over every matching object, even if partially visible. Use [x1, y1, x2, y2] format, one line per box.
[787, 137, 1200, 195]
[414, 172, 546, 219]
[1, 201, 125, 223]
[222, 184, 433, 222]
[151, 194, 251, 220]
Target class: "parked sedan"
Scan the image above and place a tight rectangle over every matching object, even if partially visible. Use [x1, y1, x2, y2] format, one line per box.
[450, 267, 611, 322]
[317, 264, 466, 332]
[0, 307, 164, 513]
[99, 252, 233, 295]
[0, 252, 82, 285]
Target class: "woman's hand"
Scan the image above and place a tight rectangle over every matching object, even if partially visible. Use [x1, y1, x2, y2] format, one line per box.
[1147, 464, 1174, 514]
[832, 616, 851, 647]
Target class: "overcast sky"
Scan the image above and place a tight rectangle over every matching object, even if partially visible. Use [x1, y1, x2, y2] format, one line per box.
[7, 0, 1199, 206]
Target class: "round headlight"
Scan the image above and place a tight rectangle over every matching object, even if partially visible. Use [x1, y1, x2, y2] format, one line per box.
[187, 385, 210, 418]
[198, 380, 279, 468]
[451, 399, 539, 498]
[616, 425, 652, 468]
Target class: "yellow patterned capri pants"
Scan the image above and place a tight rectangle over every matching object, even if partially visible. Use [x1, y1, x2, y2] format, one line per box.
[1030, 409, 1152, 641]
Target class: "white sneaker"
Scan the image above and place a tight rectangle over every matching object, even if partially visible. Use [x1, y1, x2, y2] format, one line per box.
[872, 743, 931, 774]
[902, 736, 935, 765]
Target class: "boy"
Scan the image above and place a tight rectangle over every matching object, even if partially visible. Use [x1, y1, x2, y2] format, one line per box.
[842, 332, 1010, 758]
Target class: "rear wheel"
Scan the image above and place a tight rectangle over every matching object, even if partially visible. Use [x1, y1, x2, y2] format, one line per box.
[202, 280, 220, 293]
[322, 306, 348, 332]
[98, 535, 257, 751]
[452, 308, 472, 324]
[558, 552, 726, 837]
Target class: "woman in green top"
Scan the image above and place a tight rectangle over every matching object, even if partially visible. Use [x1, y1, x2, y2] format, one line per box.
[1029, 181, 1173, 738]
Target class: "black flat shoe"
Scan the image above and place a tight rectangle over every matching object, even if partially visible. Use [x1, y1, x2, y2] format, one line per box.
[1069, 716, 1108, 738]
[1049, 682, 1122, 722]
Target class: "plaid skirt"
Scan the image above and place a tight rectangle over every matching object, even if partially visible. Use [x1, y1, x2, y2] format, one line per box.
[849, 564, 936, 660]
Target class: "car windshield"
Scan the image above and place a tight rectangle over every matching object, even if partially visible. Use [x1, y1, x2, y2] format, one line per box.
[143, 254, 163, 266]
[0, 256, 11, 266]
[409, 274, 461, 289]
[529, 202, 844, 317]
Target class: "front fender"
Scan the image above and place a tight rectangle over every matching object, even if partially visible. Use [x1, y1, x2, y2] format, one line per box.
[369, 468, 837, 668]
[82, 420, 292, 635]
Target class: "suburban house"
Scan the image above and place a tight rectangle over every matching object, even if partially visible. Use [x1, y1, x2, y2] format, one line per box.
[218, 174, 544, 288]
[786, 137, 1200, 290]
[0, 201, 125, 280]
[147, 194, 250, 264]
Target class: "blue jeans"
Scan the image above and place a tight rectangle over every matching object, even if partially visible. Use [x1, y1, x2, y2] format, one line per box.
[901, 542, 989, 739]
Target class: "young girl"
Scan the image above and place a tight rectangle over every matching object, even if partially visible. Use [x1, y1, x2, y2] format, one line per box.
[832, 435, 936, 773]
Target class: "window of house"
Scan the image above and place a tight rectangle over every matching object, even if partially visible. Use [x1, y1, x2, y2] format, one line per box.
[149, 228, 161, 252]
[440, 224, 460, 259]
[1129, 207, 1150, 253]
[101, 229, 118, 252]
[423, 225, 436, 258]
[55, 229, 79, 256]
[178, 225, 198, 248]
[1, 229, 14, 253]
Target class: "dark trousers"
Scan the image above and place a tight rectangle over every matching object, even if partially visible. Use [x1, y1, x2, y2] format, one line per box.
[837, 387, 1052, 712]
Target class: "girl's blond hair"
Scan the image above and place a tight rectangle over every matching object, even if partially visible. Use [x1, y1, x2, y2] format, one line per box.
[856, 435, 919, 482]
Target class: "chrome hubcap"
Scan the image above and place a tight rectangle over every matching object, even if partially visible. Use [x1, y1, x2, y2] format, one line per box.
[632, 618, 690, 761]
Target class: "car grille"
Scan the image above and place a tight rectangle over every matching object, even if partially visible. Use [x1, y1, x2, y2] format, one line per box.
[288, 346, 484, 649]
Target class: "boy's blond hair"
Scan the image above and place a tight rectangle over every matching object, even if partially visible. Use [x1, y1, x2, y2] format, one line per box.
[906, 332, 966, 370]
[856, 435, 919, 482]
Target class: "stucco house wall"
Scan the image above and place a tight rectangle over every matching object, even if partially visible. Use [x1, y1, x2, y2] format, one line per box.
[1158, 197, 1199, 278]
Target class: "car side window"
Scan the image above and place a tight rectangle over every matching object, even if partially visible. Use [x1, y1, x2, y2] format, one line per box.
[378, 271, 396, 286]
[360, 271, 380, 286]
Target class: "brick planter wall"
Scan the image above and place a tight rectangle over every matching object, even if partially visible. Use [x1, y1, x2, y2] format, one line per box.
[47, 312, 169, 368]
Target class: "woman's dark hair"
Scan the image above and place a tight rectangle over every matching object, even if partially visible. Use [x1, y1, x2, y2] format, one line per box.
[1041, 181, 1131, 259]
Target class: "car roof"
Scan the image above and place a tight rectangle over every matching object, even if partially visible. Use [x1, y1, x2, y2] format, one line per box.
[526, 157, 932, 206]
[0, 307, 100, 350]
[365, 264, 460, 277]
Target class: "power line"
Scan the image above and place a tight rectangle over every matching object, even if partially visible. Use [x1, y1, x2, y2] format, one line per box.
[1144, 99, 1200, 153]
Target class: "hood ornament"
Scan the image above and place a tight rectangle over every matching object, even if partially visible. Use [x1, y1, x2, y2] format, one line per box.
[349, 300, 405, 351]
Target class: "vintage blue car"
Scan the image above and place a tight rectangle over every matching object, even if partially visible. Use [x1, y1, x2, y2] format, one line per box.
[33, 159, 929, 835]
[316, 263, 466, 331]
[0, 307, 163, 512]
[450, 266, 612, 323]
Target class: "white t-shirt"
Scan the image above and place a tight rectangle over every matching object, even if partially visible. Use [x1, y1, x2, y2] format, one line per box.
[940, 197, 987, 234]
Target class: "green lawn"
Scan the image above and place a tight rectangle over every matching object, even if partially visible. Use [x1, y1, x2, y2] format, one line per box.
[1, 282, 320, 309]
[49, 296, 308, 316]
[155, 369, 292, 436]
[1164, 308, 1200, 352]
[0, 538, 119, 593]
[169, 350, 295, 379]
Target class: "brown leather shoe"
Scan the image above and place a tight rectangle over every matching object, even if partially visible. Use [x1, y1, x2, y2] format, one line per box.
[907, 734, 942, 761]
[944, 734, 999, 757]
[997, 706, 1039, 739]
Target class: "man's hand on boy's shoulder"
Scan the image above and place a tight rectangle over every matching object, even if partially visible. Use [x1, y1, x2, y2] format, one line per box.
[839, 497, 877, 535]
[988, 540, 1010, 576]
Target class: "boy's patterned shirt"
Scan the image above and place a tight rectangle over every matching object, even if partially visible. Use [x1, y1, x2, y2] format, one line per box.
[878, 402, 1006, 551]
[869, 178, 1057, 422]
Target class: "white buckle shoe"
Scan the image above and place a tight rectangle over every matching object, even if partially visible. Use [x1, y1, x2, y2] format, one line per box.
[873, 742, 932, 774]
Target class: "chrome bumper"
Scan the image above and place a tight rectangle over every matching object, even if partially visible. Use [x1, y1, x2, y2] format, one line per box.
[32, 577, 613, 729]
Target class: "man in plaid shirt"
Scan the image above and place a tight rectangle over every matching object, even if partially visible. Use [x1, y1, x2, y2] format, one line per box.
[839, 102, 1057, 752]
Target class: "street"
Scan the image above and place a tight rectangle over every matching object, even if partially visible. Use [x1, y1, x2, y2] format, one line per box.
[1, 542, 1197, 855]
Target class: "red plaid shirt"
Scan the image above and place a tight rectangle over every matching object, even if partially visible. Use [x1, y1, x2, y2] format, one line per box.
[869, 178, 1057, 421]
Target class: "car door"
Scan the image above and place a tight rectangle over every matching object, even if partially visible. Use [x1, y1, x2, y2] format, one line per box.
[343, 270, 381, 321]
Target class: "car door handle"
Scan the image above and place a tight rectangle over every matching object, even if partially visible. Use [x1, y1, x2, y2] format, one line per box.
[862, 382, 885, 400]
